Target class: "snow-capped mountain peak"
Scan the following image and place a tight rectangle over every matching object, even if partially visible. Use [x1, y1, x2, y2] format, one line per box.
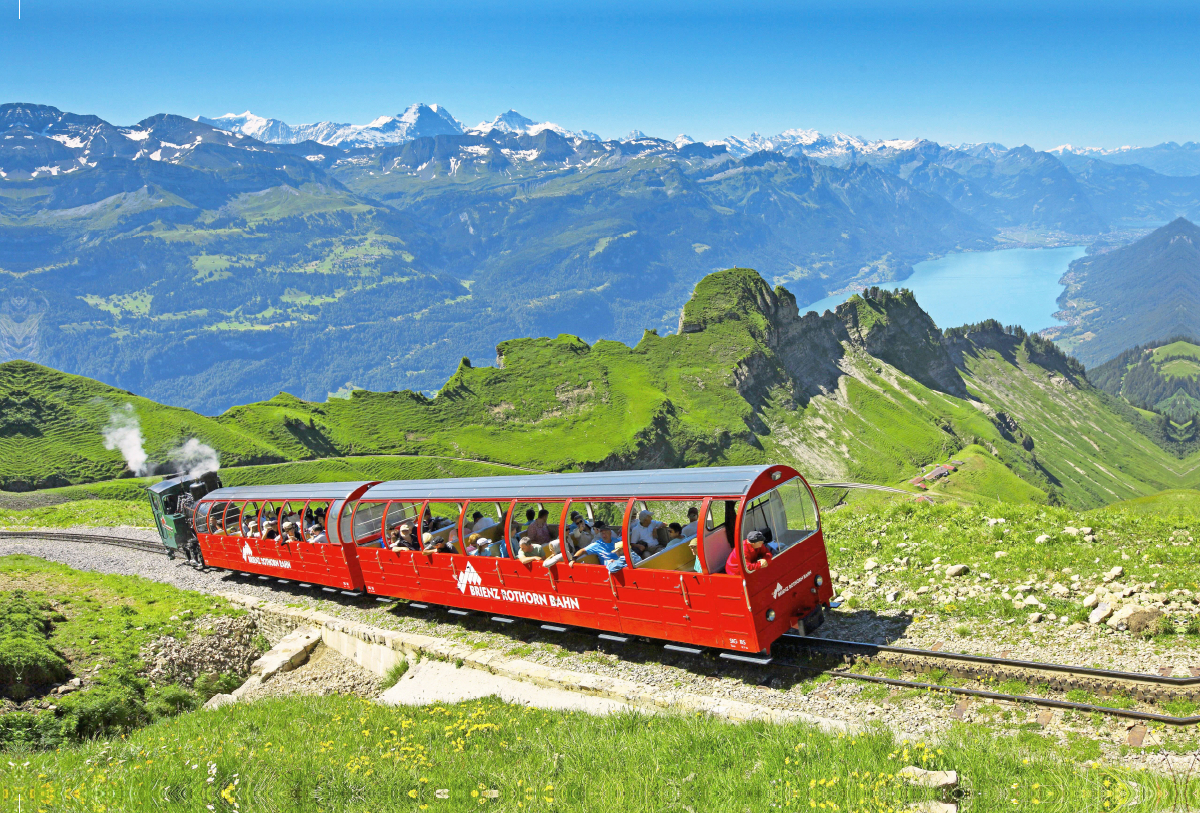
[468, 109, 599, 142]
[197, 103, 463, 148]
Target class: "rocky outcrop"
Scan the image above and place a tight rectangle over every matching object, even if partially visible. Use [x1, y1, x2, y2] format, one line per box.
[142, 615, 260, 686]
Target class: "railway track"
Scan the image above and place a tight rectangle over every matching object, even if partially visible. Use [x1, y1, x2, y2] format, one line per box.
[0, 529, 167, 555]
[6, 527, 1200, 725]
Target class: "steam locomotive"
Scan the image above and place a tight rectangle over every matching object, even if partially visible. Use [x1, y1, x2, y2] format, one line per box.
[146, 471, 223, 567]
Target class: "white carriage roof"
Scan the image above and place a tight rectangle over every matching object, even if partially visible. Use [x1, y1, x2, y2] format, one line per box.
[360, 465, 784, 502]
[201, 481, 374, 501]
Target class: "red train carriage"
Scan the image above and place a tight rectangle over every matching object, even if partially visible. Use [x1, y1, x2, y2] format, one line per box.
[191, 465, 833, 653]
[193, 481, 377, 590]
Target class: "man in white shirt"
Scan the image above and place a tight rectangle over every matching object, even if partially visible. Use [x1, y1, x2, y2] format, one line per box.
[471, 511, 497, 533]
[628, 510, 664, 552]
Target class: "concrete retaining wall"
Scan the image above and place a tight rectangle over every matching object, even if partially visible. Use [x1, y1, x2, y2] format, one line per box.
[221, 591, 859, 732]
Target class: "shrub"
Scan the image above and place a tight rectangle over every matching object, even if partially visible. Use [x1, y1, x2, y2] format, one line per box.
[0, 590, 70, 700]
[193, 672, 243, 701]
[380, 659, 409, 690]
[146, 684, 201, 720]
[57, 669, 150, 738]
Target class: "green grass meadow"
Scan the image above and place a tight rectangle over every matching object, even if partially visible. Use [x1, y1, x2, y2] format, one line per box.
[0, 693, 1179, 813]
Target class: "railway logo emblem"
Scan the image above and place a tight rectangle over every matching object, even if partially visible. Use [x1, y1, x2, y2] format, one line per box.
[240, 541, 293, 570]
[456, 562, 482, 594]
[772, 570, 812, 600]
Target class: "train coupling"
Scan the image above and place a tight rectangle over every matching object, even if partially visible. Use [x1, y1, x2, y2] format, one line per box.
[790, 607, 825, 637]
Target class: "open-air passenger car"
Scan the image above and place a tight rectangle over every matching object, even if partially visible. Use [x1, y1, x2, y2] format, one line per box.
[190, 465, 832, 652]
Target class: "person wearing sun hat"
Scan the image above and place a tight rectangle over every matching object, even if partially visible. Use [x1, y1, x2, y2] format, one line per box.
[725, 529, 772, 577]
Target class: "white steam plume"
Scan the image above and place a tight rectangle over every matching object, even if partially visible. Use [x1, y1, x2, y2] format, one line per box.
[168, 438, 220, 477]
[102, 404, 149, 476]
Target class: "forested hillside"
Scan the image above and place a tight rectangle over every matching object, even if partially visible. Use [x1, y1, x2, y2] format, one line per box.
[1045, 218, 1200, 365]
[5, 267, 1198, 508]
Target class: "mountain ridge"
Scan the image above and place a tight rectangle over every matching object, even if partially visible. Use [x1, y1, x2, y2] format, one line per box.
[4, 266, 1195, 512]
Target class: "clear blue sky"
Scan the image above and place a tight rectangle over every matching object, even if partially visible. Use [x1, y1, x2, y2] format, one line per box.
[3, 0, 1200, 149]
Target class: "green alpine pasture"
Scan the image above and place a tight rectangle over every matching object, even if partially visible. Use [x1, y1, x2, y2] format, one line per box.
[7, 267, 1200, 511]
[1, 692, 1180, 813]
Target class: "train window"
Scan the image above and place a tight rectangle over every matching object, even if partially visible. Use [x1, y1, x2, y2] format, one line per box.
[700, 502, 735, 574]
[304, 502, 331, 542]
[508, 501, 566, 562]
[352, 501, 388, 547]
[568, 500, 629, 567]
[778, 479, 820, 551]
[739, 481, 819, 556]
[379, 501, 420, 549]
[219, 502, 243, 536]
[463, 502, 505, 557]
[242, 502, 262, 536]
[278, 501, 305, 542]
[261, 502, 283, 540]
[422, 502, 464, 553]
[208, 502, 230, 534]
[632, 500, 703, 570]
[195, 501, 213, 533]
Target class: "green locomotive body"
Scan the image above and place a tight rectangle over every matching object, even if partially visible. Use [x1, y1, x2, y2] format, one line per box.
[146, 471, 222, 566]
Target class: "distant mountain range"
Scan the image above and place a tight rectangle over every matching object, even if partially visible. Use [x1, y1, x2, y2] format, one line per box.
[1051, 143, 1200, 178]
[6, 99, 1200, 413]
[198, 104, 1200, 234]
[197, 104, 603, 149]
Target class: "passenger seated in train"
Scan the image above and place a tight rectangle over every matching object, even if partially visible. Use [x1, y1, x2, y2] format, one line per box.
[724, 530, 772, 577]
[572, 522, 626, 572]
[282, 522, 302, 544]
[567, 511, 593, 548]
[516, 508, 536, 535]
[516, 536, 544, 564]
[309, 520, 328, 545]
[681, 506, 700, 539]
[629, 540, 650, 563]
[524, 509, 552, 546]
[465, 533, 497, 556]
[390, 523, 419, 551]
[262, 524, 278, 540]
[422, 532, 456, 554]
[513, 535, 566, 565]
[664, 522, 688, 549]
[418, 508, 451, 534]
[470, 511, 497, 533]
[246, 519, 259, 538]
[628, 510, 664, 553]
[690, 538, 703, 573]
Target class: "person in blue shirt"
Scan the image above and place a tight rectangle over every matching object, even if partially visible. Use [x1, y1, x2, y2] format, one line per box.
[572, 522, 627, 571]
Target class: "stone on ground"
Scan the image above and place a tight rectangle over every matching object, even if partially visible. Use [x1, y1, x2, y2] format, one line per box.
[252, 627, 321, 681]
[1107, 605, 1163, 633]
[203, 693, 237, 710]
[898, 766, 958, 788]
[1088, 603, 1114, 625]
[945, 564, 969, 578]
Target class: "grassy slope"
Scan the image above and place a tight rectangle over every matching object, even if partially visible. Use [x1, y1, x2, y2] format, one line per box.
[0, 361, 290, 489]
[3, 692, 1168, 812]
[0, 556, 249, 746]
[959, 344, 1200, 506]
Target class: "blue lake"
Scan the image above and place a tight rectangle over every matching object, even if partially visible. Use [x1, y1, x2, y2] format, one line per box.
[799, 245, 1088, 332]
